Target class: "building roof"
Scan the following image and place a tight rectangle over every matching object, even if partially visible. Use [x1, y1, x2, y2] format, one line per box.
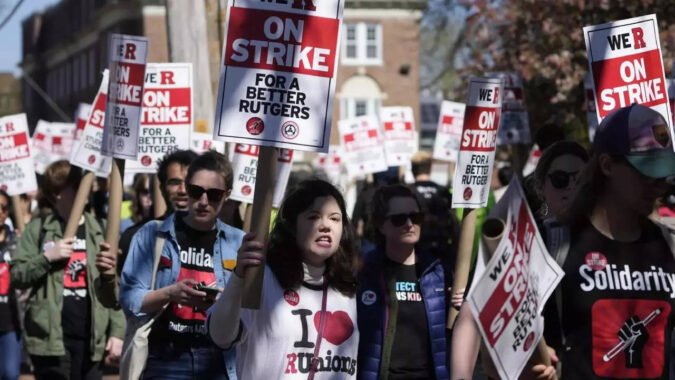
[345, 0, 427, 9]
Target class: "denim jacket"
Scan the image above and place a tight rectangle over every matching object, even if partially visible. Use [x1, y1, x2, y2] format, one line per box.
[120, 213, 245, 379]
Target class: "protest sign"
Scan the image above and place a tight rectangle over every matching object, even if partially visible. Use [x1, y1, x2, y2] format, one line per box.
[432, 101, 465, 162]
[101, 34, 149, 159]
[229, 144, 293, 208]
[126, 63, 193, 173]
[488, 72, 530, 145]
[0, 113, 38, 196]
[71, 70, 112, 177]
[521, 144, 541, 177]
[338, 115, 388, 178]
[314, 145, 342, 185]
[32, 121, 75, 175]
[451, 77, 503, 209]
[73, 103, 92, 141]
[583, 15, 672, 140]
[380, 106, 418, 166]
[430, 161, 450, 186]
[190, 132, 226, 154]
[584, 74, 599, 142]
[213, 0, 345, 153]
[467, 178, 564, 380]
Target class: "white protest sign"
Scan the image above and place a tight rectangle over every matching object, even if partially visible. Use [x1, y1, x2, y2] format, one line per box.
[214, 0, 345, 153]
[338, 115, 388, 179]
[430, 161, 450, 186]
[583, 15, 672, 143]
[467, 178, 564, 380]
[71, 70, 113, 177]
[73, 103, 92, 141]
[190, 132, 226, 154]
[432, 100, 465, 162]
[126, 63, 193, 173]
[488, 72, 531, 145]
[32, 121, 76, 175]
[102, 34, 149, 159]
[584, 73, 599, 142]
[0, 114, 38, 195]
[229, 144, 293, 207]
[451, 77, 503, 208]
[381, 106, 418, 166]
[314, 145, 343, 185]
[522, 144, 541, 177]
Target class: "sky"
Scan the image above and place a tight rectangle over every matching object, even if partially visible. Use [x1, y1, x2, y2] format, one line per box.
[0, 0, 61, 76]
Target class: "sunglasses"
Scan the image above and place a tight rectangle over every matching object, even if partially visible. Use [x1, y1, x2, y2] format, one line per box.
[186, 184, 226, 203]
[386, 211, 425, 227]
[547, 170, 579, 190]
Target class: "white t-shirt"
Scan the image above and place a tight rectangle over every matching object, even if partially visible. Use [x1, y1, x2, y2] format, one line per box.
[237, 266, 359, 379]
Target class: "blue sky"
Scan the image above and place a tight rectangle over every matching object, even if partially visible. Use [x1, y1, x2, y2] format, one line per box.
[0, 0, 61, 76]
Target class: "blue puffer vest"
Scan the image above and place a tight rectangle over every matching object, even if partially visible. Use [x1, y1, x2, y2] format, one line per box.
[356, 246, 450, 380]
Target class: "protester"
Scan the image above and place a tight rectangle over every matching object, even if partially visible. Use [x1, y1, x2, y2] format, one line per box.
[410, 152, 460, 269]
[120, 151, 243, 379]
[0, 189, 21, 380]
[356, 184, 449, 379]
[549, 104, 675, 378]
[209, 179, 360, 379]
[120, 174, 153, 234]
[10, 160, 125, 380]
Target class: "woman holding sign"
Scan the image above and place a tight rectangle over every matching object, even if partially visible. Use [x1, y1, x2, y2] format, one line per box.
[208, 179, 360, 379]
[550, 104, 675, 379]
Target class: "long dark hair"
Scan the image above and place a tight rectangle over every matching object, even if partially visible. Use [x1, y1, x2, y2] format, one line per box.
[267, 179, 358, 297]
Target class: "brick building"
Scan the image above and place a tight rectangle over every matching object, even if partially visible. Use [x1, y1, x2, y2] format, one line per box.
[20, 0, 168, 129]
[0, 73, 22, 117]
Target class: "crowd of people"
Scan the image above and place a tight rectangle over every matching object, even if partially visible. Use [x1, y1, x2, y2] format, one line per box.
[0, 103, 675, 380]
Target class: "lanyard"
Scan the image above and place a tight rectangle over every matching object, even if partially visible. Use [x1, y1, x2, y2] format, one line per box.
[307, 282, 328, 380]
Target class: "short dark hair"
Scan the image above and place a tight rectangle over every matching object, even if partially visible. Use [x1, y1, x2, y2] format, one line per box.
[267, 179, 358, 297]
[40, 161, 82, 205]
[185, 150, 233, 190]
[370, 184, 424, 244]
[157, 150, 198, 187]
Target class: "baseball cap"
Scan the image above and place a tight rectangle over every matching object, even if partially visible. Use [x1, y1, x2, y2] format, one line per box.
[592, 104, 675, 178]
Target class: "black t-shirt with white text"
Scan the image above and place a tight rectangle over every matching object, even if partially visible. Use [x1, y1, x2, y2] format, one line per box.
[560, 219, 675, 379]
[149, 216, 218, 348]
[62, 224, 91, 339]
[387, 259, 434, 380]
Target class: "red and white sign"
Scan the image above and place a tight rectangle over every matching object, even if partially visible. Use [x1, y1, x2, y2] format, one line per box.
[451, 77, 503, 208]
[467, 178, 564, 380]
[229, 144, 293, 207]
[190, 132, 225, 154]
[488, 72, 530, 145]
[584, 73, 599, 142]
[102, 34, 149, 159]
[73, 103, 92, 142]
[71, 70, 112, 177]
[0, 114, 38, 196]
[583, 15, 672, 142]
[432, 100, 465, 162]
[380, 106, 417, 166]
[126, 63, 193, 173]
[338, 115, 387, 179]
[314, 145, 343, 185]
[521, 144, 541, 177]
[32, 121, 75, 175]
[214, 0, 345, 153]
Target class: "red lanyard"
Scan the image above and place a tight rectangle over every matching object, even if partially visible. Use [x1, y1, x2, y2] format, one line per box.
[308, 282, 328, 380]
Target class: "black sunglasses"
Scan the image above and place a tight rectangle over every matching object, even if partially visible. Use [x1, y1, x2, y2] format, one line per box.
[547, 170, 579, 190]
[386, 211, 425, 227]
[186, 184, 226, 202]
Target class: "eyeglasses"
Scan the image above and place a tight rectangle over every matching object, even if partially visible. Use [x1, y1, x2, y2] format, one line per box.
[186, 184, 226, 203]
[547, 170, 579, 190]
[386, 212, 425, 227]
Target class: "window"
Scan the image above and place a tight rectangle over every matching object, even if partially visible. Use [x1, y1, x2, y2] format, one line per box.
[338, 75, 383, 120]
[341, 23, 382, 65]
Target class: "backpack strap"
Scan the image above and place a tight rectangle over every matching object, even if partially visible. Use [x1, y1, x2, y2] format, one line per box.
[544, 219, 570, 349]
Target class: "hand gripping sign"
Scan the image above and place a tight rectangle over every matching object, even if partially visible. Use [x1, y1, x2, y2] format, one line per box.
[126, 63, 193, 173]
[432, 100, 466, 162]
[71, 70, 113, 177]
[101, 34, 149, 159]
[0, 114, 38, 195]
[229, 143, 293, 207]
[338, 115, 388, 179]
[451, 77, 504, 208]
[380, 106, 418, 166]
[467, 177, 564, 380]
[584, 14, 673, 143]
[214, 0, 344, 152]
[488, 72, 531, 145]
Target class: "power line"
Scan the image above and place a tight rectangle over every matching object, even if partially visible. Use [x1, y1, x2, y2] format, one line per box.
[0, 0, 25, 31]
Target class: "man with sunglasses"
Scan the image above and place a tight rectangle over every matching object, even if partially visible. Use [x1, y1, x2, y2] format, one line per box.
[120, 151, 244, 379]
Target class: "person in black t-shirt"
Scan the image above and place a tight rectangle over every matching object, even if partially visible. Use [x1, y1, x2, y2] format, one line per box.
[553, 104, 675, 379]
